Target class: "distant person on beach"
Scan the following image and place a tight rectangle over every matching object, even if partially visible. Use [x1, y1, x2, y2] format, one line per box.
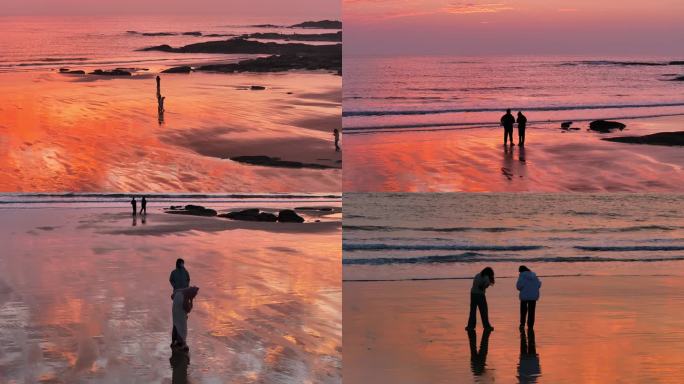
[517, 265, 542, 329]
[517, 111, 527, 146]
[334, 128, 340, 151]
[466, 267, 495, 331]
[170, 258, 196, 350]
[140, 196, 147, 215]
[501, 109, 516, 146]
[130, 197, 137, 216]
[156, 76, 161, 99]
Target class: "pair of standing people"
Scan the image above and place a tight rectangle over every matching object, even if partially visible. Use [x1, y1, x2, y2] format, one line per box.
[500, 109, 527, 146]
[130, 196, 147, 216]
[465, 266, 542, 331]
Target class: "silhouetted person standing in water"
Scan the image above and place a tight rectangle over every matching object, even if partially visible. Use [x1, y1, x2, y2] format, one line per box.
[156, 76, 161, 99]
[334, 128, 340, 152]
[130, 197, 137, 216]
[140, 196, 147, 215]
[466, 267, 495, 331]
[517, 265, 542, 329]
[501, 109, 515, 146]
[517, 111, 527, 146]
[170, 258, 191, 349]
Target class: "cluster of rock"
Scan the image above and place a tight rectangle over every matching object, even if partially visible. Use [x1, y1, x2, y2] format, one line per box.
[164, 205, 305, 223]
[240, 31, 341, 42]
[219, 208, 304, 223]
[603, 132, 684, 146]
[58, 68, 133, 76]
[588, 120, 626, 133]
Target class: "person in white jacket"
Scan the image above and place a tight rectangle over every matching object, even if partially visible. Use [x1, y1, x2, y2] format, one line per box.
[516, 265, 542, 330]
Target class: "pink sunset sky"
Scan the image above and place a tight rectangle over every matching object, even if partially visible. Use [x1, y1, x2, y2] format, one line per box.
[344, 0, 684, 55]
[0, 0, 340, 19]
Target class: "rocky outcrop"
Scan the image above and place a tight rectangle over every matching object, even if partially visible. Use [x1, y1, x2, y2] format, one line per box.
[250, 85, 266, 90]
[241, 31, 342, 42]
[602, 131, 684, 146]
[589, 120, 626, 133]
[219, 208, 277, 222]
[289, 20, 341, 29]
[140, 38, 341, 56]
[182, 31, 202, 36]
[277, 209, 305, 223]
[196, 53, 341, 73]
[165, 205, 217, 216]
[162, 66, 192, 73]
[90, 69, 132, 76]
[59, 68, 85, 74]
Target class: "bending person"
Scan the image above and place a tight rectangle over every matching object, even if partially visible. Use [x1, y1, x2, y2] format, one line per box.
[517, 265, 542, 329]
[466, 267, 495, 331]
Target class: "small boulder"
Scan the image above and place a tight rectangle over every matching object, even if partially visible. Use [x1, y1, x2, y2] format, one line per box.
[561, 121, 573, 129]
[589, 120, 626, 133]
[250, 85, 266, 90]
[277, 209, 304, 223]
[90, 69, 132, 76]
[166, 204, 217, 216]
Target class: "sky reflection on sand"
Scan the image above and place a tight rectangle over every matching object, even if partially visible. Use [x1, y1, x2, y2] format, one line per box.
[0, 202, 341, 383]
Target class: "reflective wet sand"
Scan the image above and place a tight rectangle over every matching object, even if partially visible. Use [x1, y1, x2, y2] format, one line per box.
[343, 115, 684, 192]
[344, 276, 684, 383]
[0, 203, 341, 383]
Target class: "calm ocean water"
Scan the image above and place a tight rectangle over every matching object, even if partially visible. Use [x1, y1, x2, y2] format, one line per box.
[343, 193, 684, 280]
[0, 15, 335, 73]
[343, 56, 684, 132]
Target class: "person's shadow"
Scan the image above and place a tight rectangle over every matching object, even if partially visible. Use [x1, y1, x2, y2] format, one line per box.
[518, 328, 541, 383]
[170, 348, 190, 384]
[467, 328, 492, 377]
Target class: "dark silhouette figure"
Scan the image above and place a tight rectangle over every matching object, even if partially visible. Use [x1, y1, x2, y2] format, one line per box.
[170, 258, 191, 348]
[517, 111, 527, 146]
[501, 109, 516, 146]
[467, 328, 492, 377]
[130, 197, 137, 216]
[334, 128, 340, 152]
[518, 328, 541, 383]
[140, 196, 147, 215]
[156, 76, 161, 99]
[169, 348, 190, 384]
[466, 267, 495, 331]
[517, 265, 542, 329]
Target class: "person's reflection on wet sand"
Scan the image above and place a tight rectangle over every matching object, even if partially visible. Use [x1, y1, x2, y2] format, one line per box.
[170, 348, 190, 384]
[141, 215, 146, 225]
[518, 328, 541, 383]
[467, 328, 492, 377]
[519, 145, 526, 164]
[132, 215, 137, 226]
[501, 144, 515, 181]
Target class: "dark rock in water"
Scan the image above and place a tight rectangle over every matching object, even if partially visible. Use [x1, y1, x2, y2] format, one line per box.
[671, 75, 684, 81]
[166, 204, 217, 216]
[277, 209, 304, 223]
[669, 61, 684, 65]
[59, 68, 85, 75]
[230, 155, 334, 169]
[90, 69, 132, 76]
[140, 38, 341, 56]
[251, 24, 282, 28]
[290, 20, 342, 29]
[589, 120, 626, 133]
[219, 208, 278, 222]
[162, 66, 192, 73]
[142, 32, 176, 36]
[561, 121, 573, 129]
[197, 52, 341, 73]
[240, 31, 342, 42]
[182, 31, 202, 36]
[602, 131, 684, 146]
[250, 85, 266, 90]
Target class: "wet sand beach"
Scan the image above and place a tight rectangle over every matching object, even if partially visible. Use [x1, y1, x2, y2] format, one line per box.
[344, 275, 684, 383]
[343, 115, 684, 192]
[0, 197, 341, 383]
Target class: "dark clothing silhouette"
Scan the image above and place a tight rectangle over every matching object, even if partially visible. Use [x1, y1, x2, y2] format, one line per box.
[334, 129, 340, 152]
[467, 328, 492, 377]
[170, 267, 190, 290]
[140, 197, 147, 215]
[156, 76, 161, 99]
[131, 198, 137, 216]
[467, 293, 492, 329]
[520, 300, 537, 328]
[517, 113, 527, 146]
[501, 112, 516, 145]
